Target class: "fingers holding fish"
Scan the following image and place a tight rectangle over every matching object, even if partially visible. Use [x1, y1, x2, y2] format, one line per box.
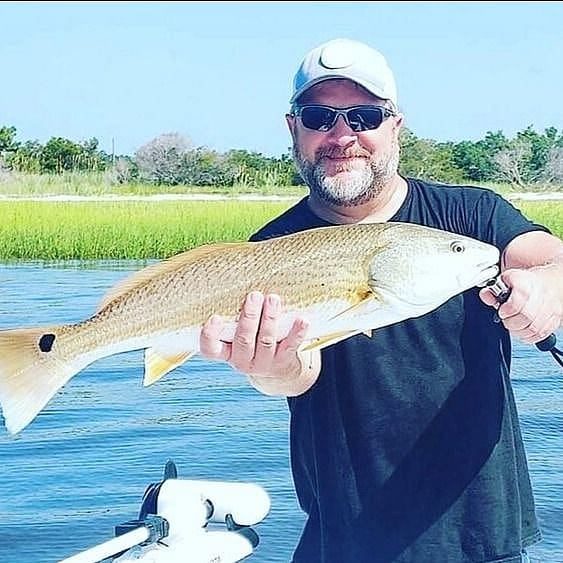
[252, 316, 311, 377]
[200, 290, 313, 393]
[247, 317, 321, 397]
[200, 291, 284, 373]
[230, 291, 268, 371]
[200, 315, 232, 362]
[249, 294, 282, 374]
[231, 292, 300, 376]
[277, 318, 310, 357]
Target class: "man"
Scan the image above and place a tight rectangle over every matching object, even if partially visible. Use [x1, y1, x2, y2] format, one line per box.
[200, 38, 563, 562]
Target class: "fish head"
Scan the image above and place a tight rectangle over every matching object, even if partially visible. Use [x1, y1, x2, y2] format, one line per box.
[366, 223, 500, 314]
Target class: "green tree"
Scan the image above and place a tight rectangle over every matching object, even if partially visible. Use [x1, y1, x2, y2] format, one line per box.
[451, 131, 508, 182]
[492, 126, 563, 188]
[0, 125, 21, 171]
[40, 137, 84, 173]
[515, 126, 562, 183]
[399, 128, 464, 183]
[0, 125, 19, 154]
[79, 137, 109, 171]
[11, 140, 42, 173]
[183, 147, 238, 186]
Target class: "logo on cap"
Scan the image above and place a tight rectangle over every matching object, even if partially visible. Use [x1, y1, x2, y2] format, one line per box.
[319, 43, 356, 70]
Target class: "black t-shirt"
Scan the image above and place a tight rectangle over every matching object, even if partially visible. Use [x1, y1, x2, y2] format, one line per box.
[251, 178, 548, 563]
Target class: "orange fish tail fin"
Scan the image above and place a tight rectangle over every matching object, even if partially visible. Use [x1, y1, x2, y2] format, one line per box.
[0, 326, 76, 435]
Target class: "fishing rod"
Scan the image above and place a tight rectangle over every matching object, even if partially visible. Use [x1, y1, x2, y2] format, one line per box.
[487, 278, 563, 369]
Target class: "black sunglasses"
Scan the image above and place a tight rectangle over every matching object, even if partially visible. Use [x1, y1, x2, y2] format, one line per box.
[293, 104, 396, 133]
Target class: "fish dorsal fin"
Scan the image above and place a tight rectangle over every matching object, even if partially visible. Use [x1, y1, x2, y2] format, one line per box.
[96, 242, 247, 312]
[143, 347, 195, 386]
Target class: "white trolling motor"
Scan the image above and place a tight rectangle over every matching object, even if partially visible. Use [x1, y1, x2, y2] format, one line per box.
[59, 460, 271, 563]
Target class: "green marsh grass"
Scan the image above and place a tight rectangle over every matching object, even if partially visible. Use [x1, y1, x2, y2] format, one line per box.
[0, 200, 297, 260]
[516, 201, 563, 237]
[0, 199, 560, 261]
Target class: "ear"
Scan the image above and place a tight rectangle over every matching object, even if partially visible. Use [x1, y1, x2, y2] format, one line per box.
[394, 113, 405, 131]
[286, 113, 298, 142]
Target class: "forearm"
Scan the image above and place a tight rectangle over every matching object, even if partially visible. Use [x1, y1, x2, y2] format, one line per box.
[247, 349, 321, 396]
[532, 254, 563, 296]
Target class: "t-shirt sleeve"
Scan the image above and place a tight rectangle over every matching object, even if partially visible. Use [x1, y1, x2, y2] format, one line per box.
[468, 190, 550, 253]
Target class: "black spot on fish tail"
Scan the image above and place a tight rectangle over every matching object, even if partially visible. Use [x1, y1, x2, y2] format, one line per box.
[38, 333, 56, 353]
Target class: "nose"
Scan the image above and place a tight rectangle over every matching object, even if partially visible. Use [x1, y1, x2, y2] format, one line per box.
[328, 115, 358, 147]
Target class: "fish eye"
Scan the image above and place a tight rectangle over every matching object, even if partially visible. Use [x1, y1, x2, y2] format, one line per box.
[450, 241, 465, 254]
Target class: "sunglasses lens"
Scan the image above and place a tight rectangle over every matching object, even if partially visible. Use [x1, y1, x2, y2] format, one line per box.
[347, 107, 384, 132]
[299, 107, 337, 131]
[297, 106, 390, 132]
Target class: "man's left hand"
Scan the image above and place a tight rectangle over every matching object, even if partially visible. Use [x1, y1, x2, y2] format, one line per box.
[479, 268, 562, 345]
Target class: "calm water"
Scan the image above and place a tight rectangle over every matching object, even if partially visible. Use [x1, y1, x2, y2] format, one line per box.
[0, 262, 561, 563]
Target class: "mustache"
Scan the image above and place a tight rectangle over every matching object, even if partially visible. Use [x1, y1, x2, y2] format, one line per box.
[315, 146, 371, 161]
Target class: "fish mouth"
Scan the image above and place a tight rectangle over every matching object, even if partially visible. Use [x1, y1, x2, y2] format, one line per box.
[462, 264, 500, 289]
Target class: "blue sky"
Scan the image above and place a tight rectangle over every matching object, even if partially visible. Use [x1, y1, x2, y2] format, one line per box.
[1, 1, 562, 158]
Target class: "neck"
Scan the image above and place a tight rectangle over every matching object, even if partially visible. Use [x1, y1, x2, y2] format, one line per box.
[307, 175, 408, 224]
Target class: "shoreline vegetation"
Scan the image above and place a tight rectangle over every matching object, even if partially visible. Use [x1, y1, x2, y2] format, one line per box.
[0, 174, 561, 261]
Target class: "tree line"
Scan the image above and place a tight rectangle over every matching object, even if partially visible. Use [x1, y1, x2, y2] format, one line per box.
[1, 124, 562, 190]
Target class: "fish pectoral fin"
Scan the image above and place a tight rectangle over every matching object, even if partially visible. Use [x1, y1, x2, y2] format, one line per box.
[300, 330, 363, 352]
[299, 294, 379, 352]
[143, 348, 195, 386]
[328, 291, 380, 323]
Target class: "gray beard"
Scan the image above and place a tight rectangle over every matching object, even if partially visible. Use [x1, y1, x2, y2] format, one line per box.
[294, 142, 400, 207]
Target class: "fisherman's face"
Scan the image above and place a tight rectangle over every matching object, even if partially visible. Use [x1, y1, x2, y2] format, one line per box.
[287, 79, 403, 207]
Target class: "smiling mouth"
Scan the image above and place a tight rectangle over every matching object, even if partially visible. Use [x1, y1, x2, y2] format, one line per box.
[325, 155, 365, 161]
[321, 156, 367, 170]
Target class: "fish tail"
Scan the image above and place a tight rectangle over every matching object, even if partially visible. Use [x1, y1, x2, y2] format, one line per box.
[0, 326, 77, 435]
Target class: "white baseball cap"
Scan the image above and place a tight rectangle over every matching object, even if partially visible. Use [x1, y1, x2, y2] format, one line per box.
[290, 38, 398, 109]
